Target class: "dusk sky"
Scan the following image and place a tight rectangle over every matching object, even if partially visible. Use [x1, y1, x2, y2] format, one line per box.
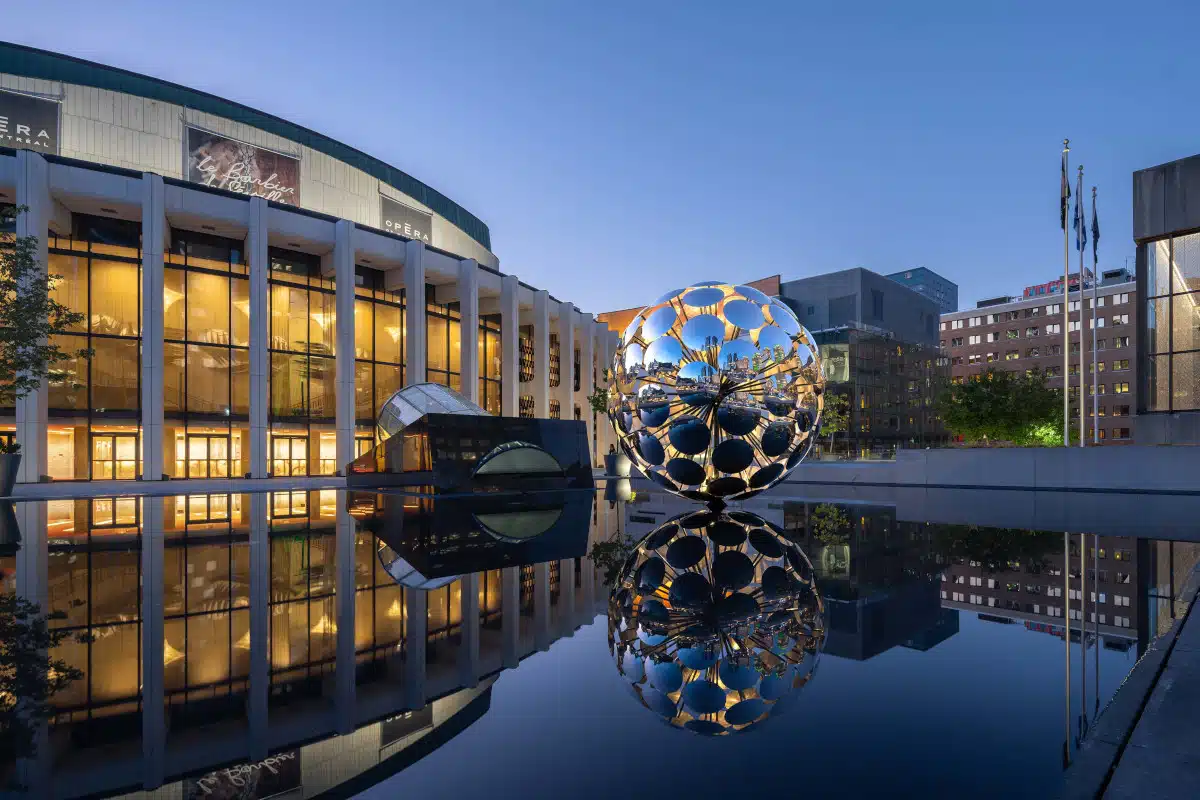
[6, 1, 1198, 315]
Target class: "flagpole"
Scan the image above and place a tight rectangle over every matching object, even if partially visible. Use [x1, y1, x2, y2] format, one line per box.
[1078, 165, 1086, 448]
[1092, 187, 1100, 444]
[1062, 140, 1071, 447]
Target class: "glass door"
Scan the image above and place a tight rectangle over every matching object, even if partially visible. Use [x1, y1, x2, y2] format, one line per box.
[92, 433, 139, 480]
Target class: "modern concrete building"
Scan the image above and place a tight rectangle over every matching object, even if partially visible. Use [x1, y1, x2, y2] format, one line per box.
[0, 42, 618, 490]
[1132, 152, 1200, 444]
[939, 271, 1137, 444]
[885, 266, 959, 314]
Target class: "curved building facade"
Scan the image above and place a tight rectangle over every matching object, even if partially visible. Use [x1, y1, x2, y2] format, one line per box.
[0, 42, 617, 489]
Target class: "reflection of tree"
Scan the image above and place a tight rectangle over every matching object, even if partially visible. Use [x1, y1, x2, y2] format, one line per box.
[1, 595, 84, 772]
[811, 503, 850, 546]
[589, 535, 636, 586]
[929, 524, 1060, 574]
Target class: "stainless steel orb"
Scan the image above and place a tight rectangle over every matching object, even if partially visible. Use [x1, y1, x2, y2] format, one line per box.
[608, 508, 825, 736]
[608, 282, 824, 502]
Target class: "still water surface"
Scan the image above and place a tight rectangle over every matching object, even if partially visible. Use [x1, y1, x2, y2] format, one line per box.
[0, 486, 1196, 798]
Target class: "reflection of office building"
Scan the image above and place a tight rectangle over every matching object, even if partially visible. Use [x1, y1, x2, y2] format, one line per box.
[1133, 153, 1200, 443]
[886, 267, 959, 314]
[3, 491, 613, 797]
[939, 270, 1137, 444]
[0, 42, 618, 487]
[779, 269, 948, 458]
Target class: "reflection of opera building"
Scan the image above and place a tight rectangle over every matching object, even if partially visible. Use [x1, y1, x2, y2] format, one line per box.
[0, 42, 618, 488]
[0, 491, 614, 796]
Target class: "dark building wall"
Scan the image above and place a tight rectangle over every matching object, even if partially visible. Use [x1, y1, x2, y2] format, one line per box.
[886, 267, 959, 315]
[781, 268, 942, 349]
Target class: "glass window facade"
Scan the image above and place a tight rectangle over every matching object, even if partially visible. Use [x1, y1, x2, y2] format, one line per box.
[46, 214, 143, 480]
[353, 267, 405, 443]
[164, 230, 250, 479]
[426, 298, 461, 390]
[479, 315, 502, 414]
[1143, 234, 1200, 412]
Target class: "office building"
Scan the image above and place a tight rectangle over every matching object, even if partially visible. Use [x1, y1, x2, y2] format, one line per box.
[886, 266, 959, 314]
[0, 42, 618, 487]
[1133, 152, 1200, 443]
[939, 270, 1137, 444]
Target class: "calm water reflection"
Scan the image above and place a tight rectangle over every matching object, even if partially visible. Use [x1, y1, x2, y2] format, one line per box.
[0, 486, 1197, 798]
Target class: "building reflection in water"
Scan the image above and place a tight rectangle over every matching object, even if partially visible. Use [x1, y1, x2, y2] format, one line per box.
[0, 488, 617, 798]
[609, 508, 825, 735]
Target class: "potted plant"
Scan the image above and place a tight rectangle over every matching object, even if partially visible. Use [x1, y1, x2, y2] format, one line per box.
[1, 205, 91, 495]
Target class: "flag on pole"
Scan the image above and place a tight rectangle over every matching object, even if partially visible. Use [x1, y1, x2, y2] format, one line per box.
[1061, 147, 1072, 230]
[1091, 188, 1100, 268]
[1074, 172, 1087, 252]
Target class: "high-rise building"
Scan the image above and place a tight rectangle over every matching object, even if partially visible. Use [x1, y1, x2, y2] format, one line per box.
[886, 266, 959, 314]
[938, 269, 1136, 444]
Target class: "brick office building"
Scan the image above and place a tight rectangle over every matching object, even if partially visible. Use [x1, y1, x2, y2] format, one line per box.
[939, 269, 1137, 443]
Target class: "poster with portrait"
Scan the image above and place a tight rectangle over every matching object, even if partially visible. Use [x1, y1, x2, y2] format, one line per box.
[182, 750, 301, 800]
[0, 89, 59, 153]
[185, 127, 300, 205]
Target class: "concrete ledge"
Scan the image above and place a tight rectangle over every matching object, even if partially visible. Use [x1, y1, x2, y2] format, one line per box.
[6, 475, 346, 500]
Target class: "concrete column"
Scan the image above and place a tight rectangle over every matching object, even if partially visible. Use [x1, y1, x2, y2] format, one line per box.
[404, 242, 426, 385]
[579, 313, 595, 464]
[458, 573, 480, 687]
[500, 275, 520, 417]
[532, 290, 550, 418]
[560, 558, 576, 635]
[13, 502, 48, 793]
[404, 588, 427, 708]
[558, 303, 575, 420]
[534, 562, 551, 651]
[334, 220, 356, 474]
[334, 506, 356, 733]
[457, 259, 479, 404]
[247, 199, 270, 478]
[140, 497, 165, 788]
[501, 566, 520, 669]
[14, 150, 49, 484]
[247, 493, 269, 760]
[140, 174, 166, 481]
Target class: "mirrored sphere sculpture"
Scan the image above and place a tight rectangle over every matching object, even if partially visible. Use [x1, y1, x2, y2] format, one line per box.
[608, 282, 824, 503]
[608, 508, 826, 736]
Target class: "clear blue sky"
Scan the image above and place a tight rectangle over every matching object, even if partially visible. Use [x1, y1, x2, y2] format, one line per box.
[6, 1, 1197, 314]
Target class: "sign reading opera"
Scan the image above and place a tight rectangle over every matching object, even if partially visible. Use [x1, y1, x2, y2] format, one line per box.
[0, 89, 59, 153]
[185, 126, 300, 204]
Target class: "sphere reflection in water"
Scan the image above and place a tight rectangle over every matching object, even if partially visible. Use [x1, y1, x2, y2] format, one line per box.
[608, 281, 824, 503]
[608, 508, 825, 735]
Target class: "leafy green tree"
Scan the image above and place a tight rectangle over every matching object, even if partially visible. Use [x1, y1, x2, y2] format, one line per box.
[819, 391, 849, 455]
[1, 594, 84, 769]
[589, 534, 636, 586]
[938, 368, 1061, 446]
[810, 503, 850, 546]
[0, 206, 90, 447]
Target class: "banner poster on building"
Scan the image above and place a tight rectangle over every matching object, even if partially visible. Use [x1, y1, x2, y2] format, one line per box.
[0, 90, 59, 153]
[186, 127, 300, 205]
[182, 750, 302, 800]
[380, 195, 433, 244]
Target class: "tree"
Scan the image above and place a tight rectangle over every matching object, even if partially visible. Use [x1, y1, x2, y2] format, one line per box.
[589, 534, 636, 586]
[0, 205, 90, 444]
[1, 594, 84, 770]
[810, 503, 850, 546]
[819, 391, 849, 455]
[938, 368, 1061, 446]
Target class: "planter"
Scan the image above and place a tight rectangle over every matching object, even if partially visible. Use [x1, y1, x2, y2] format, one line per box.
[0, 453, 20, 497]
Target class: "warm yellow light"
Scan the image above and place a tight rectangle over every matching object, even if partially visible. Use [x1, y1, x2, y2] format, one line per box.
[311, 615, 337, 635]
[385, 599, 404, 619]
[235, 631, 251, 650]
[163, 641, 185, 666]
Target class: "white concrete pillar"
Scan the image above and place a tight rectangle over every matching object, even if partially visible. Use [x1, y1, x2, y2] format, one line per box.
[404, 242, 426, 385]
[140, 173, 166, 481]
[532, 290, 550, 418]
[404, 588, 427, 708]
[457, 260, 479, 404]
[560, 558, 576, 635]
[334, 506, 356, 733]
[14, 150, 49, 484]
[247, 199, 270, 478]
[13, 502, 48, 793]
[500, 275, 520, 417]
[534, 562, 551, 651]
[247, 493, 269, 760]
[458, 573, 480, 688]
[501, 566, 520, 669]
[140, 497, 165, 788]
[579, 313, 595, 464]
[558, 303, 575, 420]
[334, 220, 356, 474]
